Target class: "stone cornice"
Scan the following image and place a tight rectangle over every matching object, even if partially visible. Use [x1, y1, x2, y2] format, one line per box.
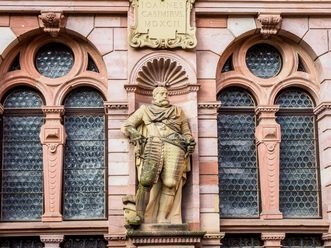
[203, 232, 225, 240]
[104, 102, 128, 110]
[255, 106, 280, 115]
[104, 234, 126, 241]
[42, 106, 65, 114]
[40, 235, 64, 243]
[124, 84, 200, 96]
[261, 233, 285, 241]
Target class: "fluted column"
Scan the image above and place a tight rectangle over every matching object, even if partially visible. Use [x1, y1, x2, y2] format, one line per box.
[261, 233, 285, 248]
[255, 106, 283, 220]
[40, 235, 64, 248]
[40, 106, 65, 222]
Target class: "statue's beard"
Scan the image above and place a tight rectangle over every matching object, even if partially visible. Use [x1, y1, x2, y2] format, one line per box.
[154, 99, 169, 107]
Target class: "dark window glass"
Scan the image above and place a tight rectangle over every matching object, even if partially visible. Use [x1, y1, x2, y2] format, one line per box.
[1, 89, 43, 221]
[35, 42, 74, 78]
[282, 234, 323, 247]
[221, 55, 234, 73]
[276, 88, 320, 218]
[63, 88, 106, 219]
[0, 237, 43, 248]
[87, 54, 99, 73]
[298, 56, 306, 72]
[9, 53, 20, 71]
[61, 236, 107, 248]
[222, 234, 262, 248]
[218, 87, 259, 217]
[246, 43, 282, 79]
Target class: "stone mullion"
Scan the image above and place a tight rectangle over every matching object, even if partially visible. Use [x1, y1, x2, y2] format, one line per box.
[104, 102, 129, 248]
[40, 106, 65, 222]
[315, 103, 331, 248]
[255, 106, 283, 220]
[198, 102, 224, 248]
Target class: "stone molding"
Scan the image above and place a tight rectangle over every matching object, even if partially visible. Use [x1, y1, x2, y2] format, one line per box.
[0, 104, 3, 114]
[261, 233, 285, 240]
[39, 11, 66, 37]
[104, 234, 127, 241]
[198, 102, 221, 110]
[40, 235, 64, 243]
[314, 102, 331, 120]
[104, 102, 129, 110]
[42, 106, 65, 114]
[203, 233, 225, 240]
[257, 14, 282, 38]
[255, 106, 280, 115]
[124, 84, 200, 96]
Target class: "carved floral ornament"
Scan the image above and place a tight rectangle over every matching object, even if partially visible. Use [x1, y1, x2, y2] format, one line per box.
[129, 0, 197, 49]
[127, 53, 198, 95]
[257, 14, 282, 38]
[38, 11, 66, 37]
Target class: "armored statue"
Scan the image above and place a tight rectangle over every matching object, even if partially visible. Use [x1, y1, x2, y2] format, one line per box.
[121, 87, 195, 225]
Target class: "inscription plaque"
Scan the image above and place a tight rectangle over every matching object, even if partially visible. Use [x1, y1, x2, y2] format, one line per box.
[129, 0, 197, 49]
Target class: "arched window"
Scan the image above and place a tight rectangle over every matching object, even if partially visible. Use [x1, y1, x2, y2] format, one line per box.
[217, 87, 259, 217]
[1, 88, 44, 221]
[276, 88, 320, 217]
[63, 87, 106, 220]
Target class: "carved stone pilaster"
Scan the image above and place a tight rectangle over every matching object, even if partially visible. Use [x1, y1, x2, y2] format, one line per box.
[40, 106, 65, 222]
[39, 11, 66, 37]
[257, 14, 282, 38]
[255, 106, 283, 219]
[104, 234, 127, 248]
[40, 235, 64, 248]
[261, 233, 285, 248]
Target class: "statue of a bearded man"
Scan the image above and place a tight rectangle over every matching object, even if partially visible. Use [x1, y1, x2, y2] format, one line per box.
[121, 87, 195, 225]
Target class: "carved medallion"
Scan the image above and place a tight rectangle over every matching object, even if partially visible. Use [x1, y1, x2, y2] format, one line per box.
[129, 0, 197, 49]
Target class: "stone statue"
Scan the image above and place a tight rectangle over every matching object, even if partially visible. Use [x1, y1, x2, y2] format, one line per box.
[121, 87, 195, 226]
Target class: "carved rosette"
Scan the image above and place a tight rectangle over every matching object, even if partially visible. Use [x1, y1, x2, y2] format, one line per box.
[128, 53, 198, 95]
[129, 0, 197, 49]
[257, 14, 282, 38]
[39, 11, 66, 37]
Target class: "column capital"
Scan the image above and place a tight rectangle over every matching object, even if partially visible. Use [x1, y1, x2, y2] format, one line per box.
[104, 102, 128, 116]
[255, 105, 279, 122]
[42, 106, 65, 114]
[40, 235, 64, 248]
[198, 101, 221, 118]
[261, 233, 285, 248]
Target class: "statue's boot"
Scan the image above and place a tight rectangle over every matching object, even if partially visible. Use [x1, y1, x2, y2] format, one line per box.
[157, 189, 175, 223]
[136, 184, 150, 222]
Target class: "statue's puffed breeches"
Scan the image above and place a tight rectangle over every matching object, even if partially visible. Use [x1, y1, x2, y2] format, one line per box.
[139, 137, 186, 190]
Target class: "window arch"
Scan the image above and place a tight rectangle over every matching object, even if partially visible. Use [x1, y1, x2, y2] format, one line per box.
[0, 88, 44, 221]
[63, 87, 106, 220]
[275, 88, 320, 218]
[217, 87, 259, 217]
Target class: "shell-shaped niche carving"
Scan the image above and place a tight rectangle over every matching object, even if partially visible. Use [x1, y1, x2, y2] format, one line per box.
[136, 58, 188, 90]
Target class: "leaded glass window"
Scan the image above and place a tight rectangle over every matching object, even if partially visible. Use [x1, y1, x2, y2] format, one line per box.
[35, 42, 74, 78]
[87, 54, 99, 73]
[217, 87, 259, 217]
[276, 88, 320, 218]
[282, 234, 323, 248]
[222, 234, 262, 248]
[0, 237, 43, 248]
[63, 87, 106, 219]
[246, 43, 282, 79]
[222, 55, 234, 73]
[1, 88, 44, 221]
[61, 236, 107, 248]
[9, 53, 20, 71]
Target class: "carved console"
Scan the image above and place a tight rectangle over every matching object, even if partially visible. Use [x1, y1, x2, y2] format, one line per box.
[38, 11, 66, 37]
[40, 106, 66, 221]
[255, 106, 283, 219]
[257, 14, 282, 38]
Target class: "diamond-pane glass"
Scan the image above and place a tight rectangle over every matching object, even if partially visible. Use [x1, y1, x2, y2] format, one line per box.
[1, 89, 43, 221]
[63, 89, 105, 220]
[64, 88, 104, 108]
[222, 234, 262, 248]
[61, 236, 107, 248]
[282, 234, 323, 248]
[222, 55, 234, 73]
[218, 88, 258, 217]
[246, 43, 282, 79]
[276, 89, 319, 218]
[4, 89, 43, 109]
[0, 237, 43, 248]
[35, 42, 74, 78]
[276, 89, 313, 108]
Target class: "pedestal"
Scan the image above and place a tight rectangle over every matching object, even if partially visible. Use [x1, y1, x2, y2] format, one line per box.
[127, 224, 205, 248]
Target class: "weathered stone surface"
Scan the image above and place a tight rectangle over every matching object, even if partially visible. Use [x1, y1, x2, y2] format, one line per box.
[0, 27, 17, 56]
[228, 17, 256, 38]
[66, 15, 94, 37]
[88, 27, 114, 55]
[104, 51, 128, 79]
